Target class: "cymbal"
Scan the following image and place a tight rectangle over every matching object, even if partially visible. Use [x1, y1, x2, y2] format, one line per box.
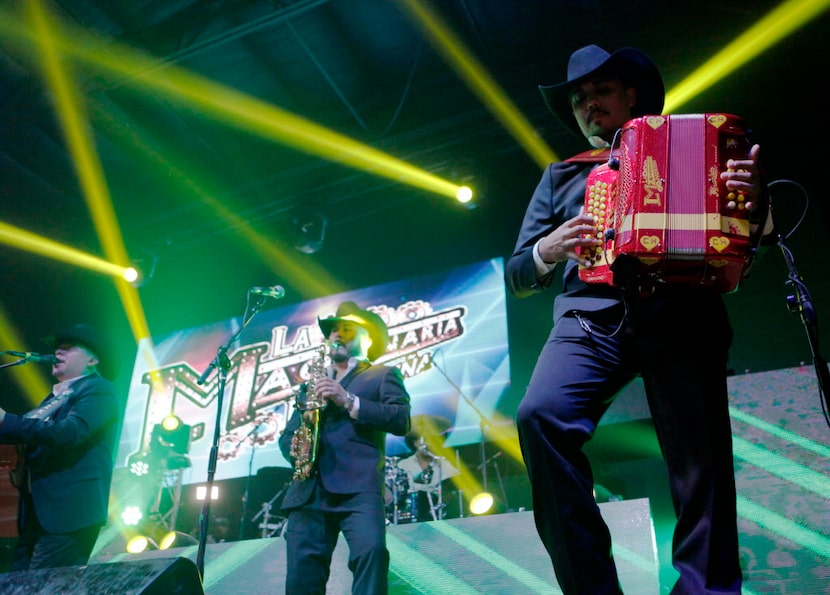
[404, 414, 452, 450]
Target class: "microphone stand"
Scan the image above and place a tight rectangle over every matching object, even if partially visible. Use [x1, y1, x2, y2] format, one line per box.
[0, 359, 26, 371]
[778, 236, 830, 427]
[429, 353, 507, 507]
[0, 353, 41, 369]
[251, 482, 289, 538]
[237, 423, 263, 541]
[194, 293, 270, 578]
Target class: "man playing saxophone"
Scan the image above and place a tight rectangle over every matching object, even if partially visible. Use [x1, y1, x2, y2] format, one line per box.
[278, 301, 411, 595]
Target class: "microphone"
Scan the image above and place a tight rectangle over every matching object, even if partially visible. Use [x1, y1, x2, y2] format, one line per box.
[249, 285, 286, 300]
[5, 351, 58, 364]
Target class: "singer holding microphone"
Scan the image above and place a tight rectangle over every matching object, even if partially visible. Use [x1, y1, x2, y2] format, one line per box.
[278, 301, 411, 594]
[0, 323, 122, 571]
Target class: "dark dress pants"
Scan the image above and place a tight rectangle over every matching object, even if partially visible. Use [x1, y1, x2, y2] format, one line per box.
[516, 293, 741, 594]
[284, 484, 389, 595]
[12, 492, 101, 571]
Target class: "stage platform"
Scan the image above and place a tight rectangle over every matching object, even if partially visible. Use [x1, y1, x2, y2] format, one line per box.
[0, 366, 825, 594]
[89, 498, 658, 594]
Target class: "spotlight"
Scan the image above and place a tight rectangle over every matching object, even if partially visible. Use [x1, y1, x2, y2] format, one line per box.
[151, 414, 192, 456]
[469, 492, 495, 515]
[455, 185, 474, 203]
[195, 485, 219, 501]
[129, 454, 152, 477]
[120, 506, 144, 526]
[126, 534, 153, 554]
[447, 158, 483, 209]
[159, 530, 198, 550]
[127, 251, 159, 288]
[123, 267, 140, 284]
[126, 521, 197, 554]
[124, 533, 160, 554]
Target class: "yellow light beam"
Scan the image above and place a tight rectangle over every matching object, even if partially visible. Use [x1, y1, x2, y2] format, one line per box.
[0, 305, 53, 408]
[0, 222, 130, 279]
[0, 0, 346, 301]
[664, 0, 830, 112]
[400, 0, 830, 168]
[26, 0, 151, 344]
[447, 462, 485, 504]
[485, 412, 525, 465]
[397, 0, 559, 168]
[414, 422, 484, 497]
[86, 102, 342, 300]
[4, 10, 468, 202]
[127, 67, 463, 200]
[0, 0, 459, 299]
[61, 21, 426, 295]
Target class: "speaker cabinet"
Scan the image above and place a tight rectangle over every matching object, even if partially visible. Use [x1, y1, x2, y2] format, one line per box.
[0, 556, 203, 594]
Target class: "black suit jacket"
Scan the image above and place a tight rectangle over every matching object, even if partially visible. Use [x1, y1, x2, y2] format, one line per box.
[505, 160, 626, 321]
[278, 361, 411, 510]
[0, 373, 121, 534]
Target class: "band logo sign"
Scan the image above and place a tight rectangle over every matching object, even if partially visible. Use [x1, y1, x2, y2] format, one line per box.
[130, 301, 467, 464]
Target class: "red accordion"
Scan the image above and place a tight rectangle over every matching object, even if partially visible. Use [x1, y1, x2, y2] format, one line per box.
[578, 113, 756, 293]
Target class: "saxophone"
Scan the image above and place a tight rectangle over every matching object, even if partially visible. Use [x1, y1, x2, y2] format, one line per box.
[289, 343, 329, 481]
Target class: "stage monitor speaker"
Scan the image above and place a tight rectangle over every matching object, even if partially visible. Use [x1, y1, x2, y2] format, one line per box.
[0, 556, 203, 594]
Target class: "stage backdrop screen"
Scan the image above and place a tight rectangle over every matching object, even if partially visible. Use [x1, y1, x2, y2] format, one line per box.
[116, 257, 511, 485]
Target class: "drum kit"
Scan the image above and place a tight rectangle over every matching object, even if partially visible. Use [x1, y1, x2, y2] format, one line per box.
[384, 415, 459, 525]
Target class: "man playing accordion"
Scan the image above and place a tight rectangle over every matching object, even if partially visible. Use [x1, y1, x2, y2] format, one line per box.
[505, 44, 774, 594]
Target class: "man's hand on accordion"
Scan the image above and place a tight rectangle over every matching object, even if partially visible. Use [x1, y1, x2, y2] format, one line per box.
[537, 209, 603, 268]
[720, 143, 760, 196]
[720, 143, 774, 238]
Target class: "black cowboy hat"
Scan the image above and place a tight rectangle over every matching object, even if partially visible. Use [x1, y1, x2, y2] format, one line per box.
[539, 45, 665, 138]
[43, 323, 120, 379]
[318, 301, 389, 362]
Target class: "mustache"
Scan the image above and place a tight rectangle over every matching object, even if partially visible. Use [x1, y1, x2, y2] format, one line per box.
[328, 341, 348, 357]
[586, 107, 606, 121]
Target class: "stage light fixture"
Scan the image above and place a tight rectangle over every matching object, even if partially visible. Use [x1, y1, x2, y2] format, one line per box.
[151, 414, 192, 456]
[129, 456, 151, 477]
[439, 157, 481, 208]
[469, 491, 495, 515]
[456, 186, 474, 204]
[159, 530, 199, 550]
[120, 505, 143, 526]
[126, 520, 197, 554]
[125, 534, 154, 554]
[127, 252, 158, 288]
[123, 267, 139, 284]
[196, 485, 219, 501]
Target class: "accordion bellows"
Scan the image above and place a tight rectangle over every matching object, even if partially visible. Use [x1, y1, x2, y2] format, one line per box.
[578, 113, 756, 293]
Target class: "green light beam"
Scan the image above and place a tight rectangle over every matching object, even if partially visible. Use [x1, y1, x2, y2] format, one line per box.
[387, 532, 483, 594]
[737, 496, 830, 558]
[730, 406, 830, 459]
[430, 521, 561, 594]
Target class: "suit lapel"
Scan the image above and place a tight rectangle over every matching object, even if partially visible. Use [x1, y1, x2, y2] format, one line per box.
[340, 360, 369, 390]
